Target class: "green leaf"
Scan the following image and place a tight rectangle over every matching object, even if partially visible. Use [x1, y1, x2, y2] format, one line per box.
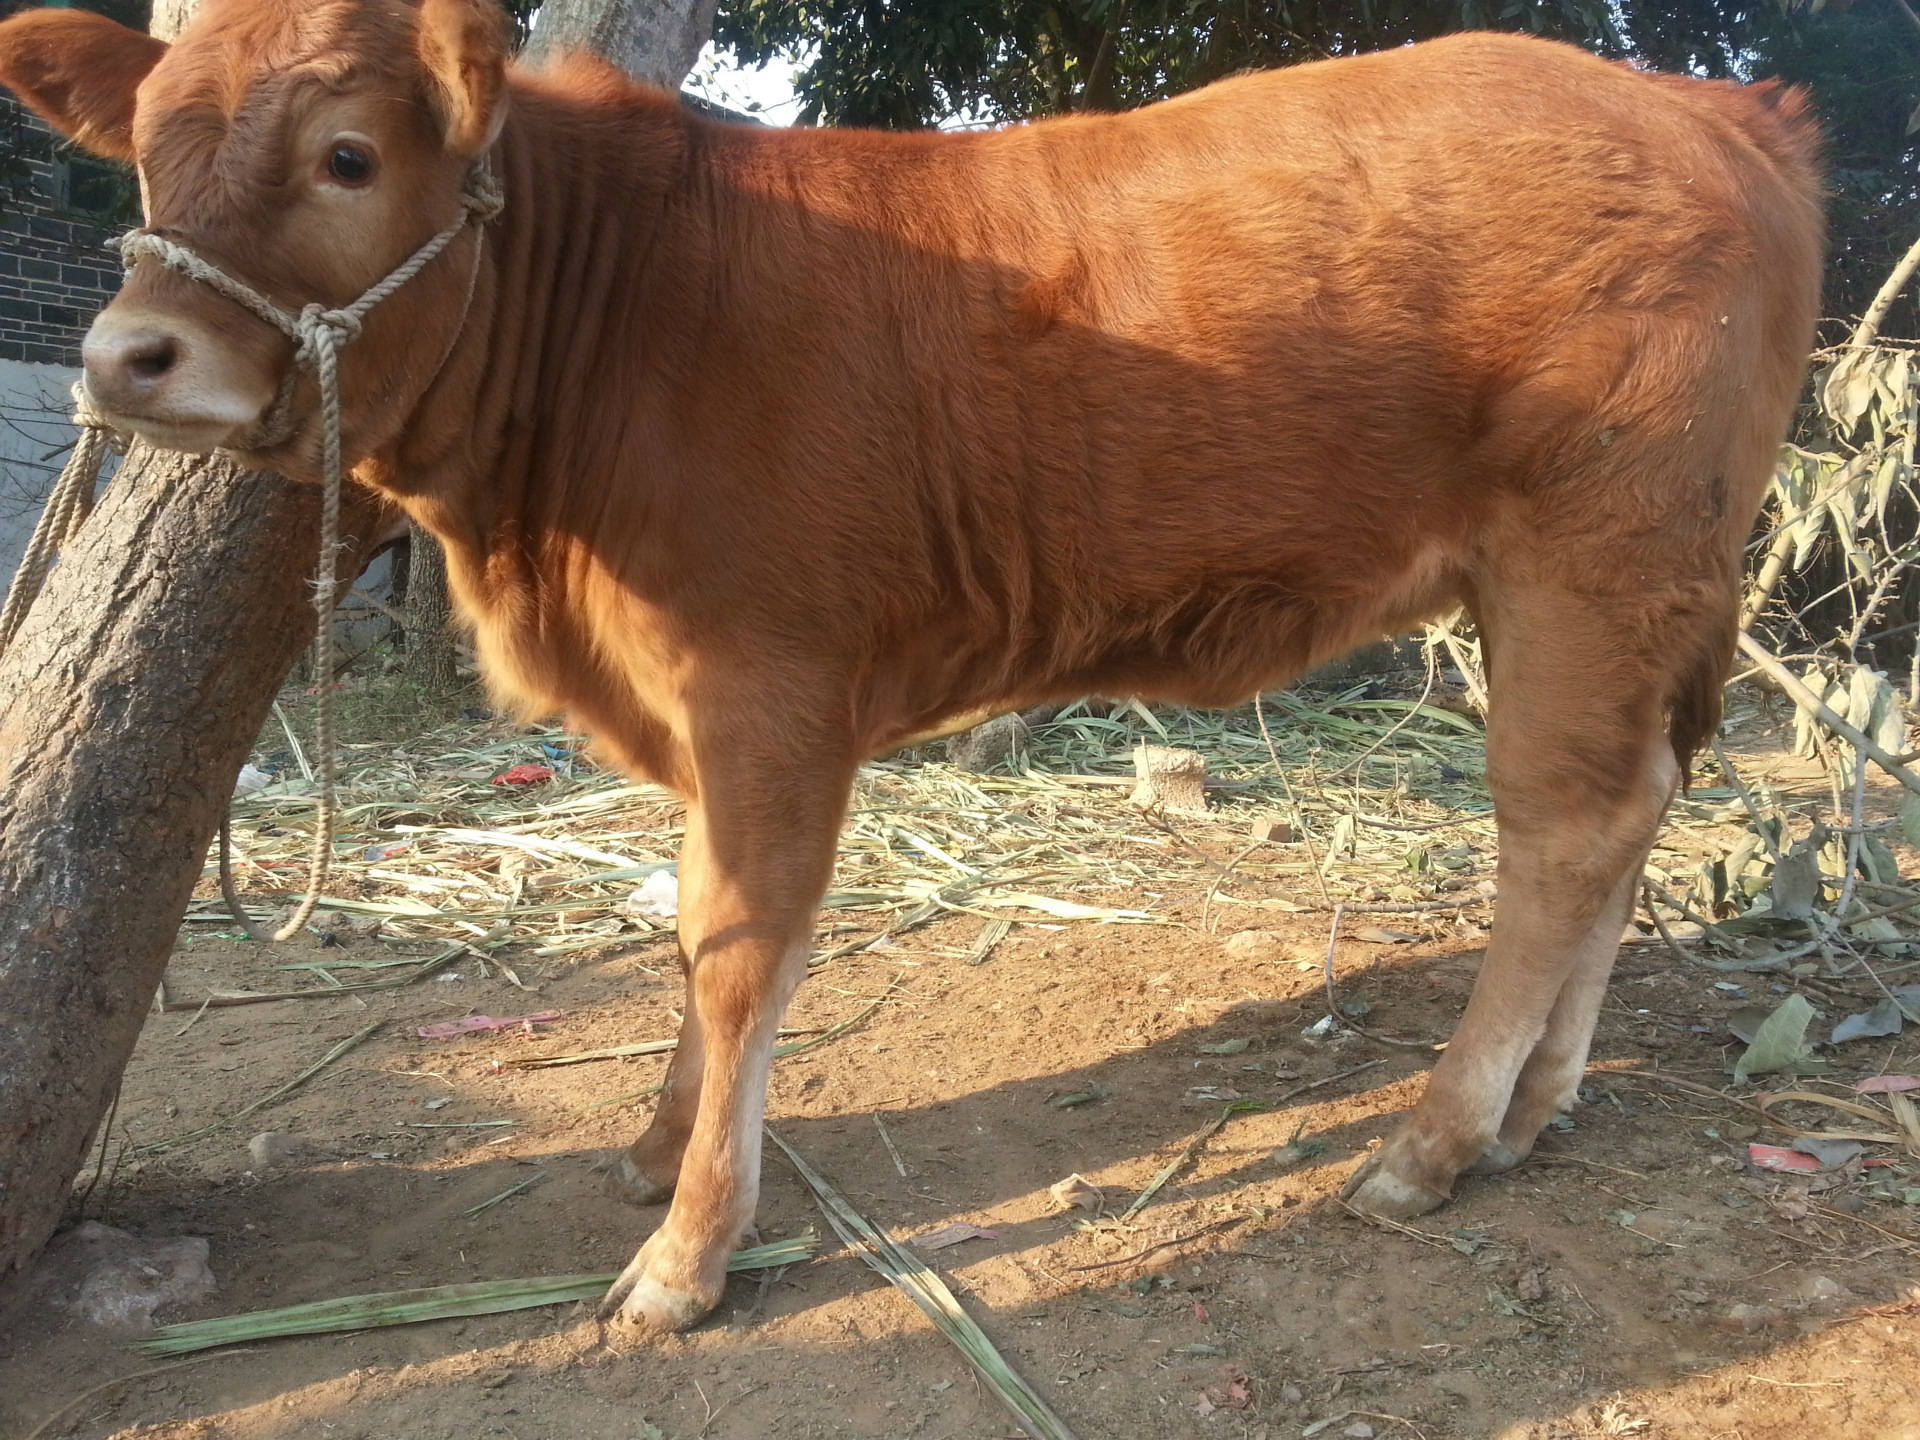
[1792, 668, 1836, 757]
[1822, 350, 1875, 431]
[1899, 790, 1920, 850]
[1732, 993, 1828, 1084]
[1197, 1037, 1251, 1055]
[1769, 836, 1823, 920]
[1321, 813, 1356, 874]
[139, 1236, 819, 1356]
[1871, 453, 1906, 531]
[1859, 835, 1901, 887]
[1848, 666, 1904, 759]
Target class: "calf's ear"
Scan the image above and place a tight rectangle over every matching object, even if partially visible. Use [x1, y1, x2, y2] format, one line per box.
[416, 0, 511, 157]
[0, 9, 166, 163]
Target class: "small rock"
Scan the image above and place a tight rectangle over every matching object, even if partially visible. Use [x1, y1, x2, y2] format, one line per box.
[1279, 1383, 1305, 1405]
[1794, 1274, 1851, 1310]
[247, 1131, 306, 1169]
[316, 910, 382, 941]
[1249, 816, 1295, 843]
[1344, 1424, 1376, 1439]
[1716, 1302, 1787, 1333]
[1626, 1212, 1690, 1244]
[31, 1222, 216, 1332]
[1224, 929, 1287, 960]
[948, 712, 1030, 773]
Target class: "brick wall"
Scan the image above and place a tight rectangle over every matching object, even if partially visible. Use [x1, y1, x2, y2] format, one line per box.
[0, 100, 124, 366]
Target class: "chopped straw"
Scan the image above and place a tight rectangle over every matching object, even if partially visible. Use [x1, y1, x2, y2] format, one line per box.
[769, 1128, 1081, 1440]
[137, 1234, 819, 1356]
[199, 687, 1499, 986]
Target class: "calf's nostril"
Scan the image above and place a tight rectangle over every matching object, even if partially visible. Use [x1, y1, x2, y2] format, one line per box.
[123, 334, 180, 382]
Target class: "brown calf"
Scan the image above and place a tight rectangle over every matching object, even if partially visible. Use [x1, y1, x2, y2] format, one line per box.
[0, 0, 1822, 1334]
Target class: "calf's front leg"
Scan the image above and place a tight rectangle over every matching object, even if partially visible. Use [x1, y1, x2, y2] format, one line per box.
[601, 737, 851, 1333]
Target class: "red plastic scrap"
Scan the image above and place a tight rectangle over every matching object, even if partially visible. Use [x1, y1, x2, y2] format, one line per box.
[1747, 1143, 1820, 1173]
[491, 764, 556, 786]
[1857, 1074, 1920, 1094]
[416, 1011, 563, 1040]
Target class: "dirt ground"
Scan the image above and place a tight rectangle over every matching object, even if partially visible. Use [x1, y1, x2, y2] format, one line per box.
[5, 748, 1920, 1440]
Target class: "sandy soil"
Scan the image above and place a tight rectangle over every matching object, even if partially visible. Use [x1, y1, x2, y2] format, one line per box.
[4, 758, 1919, 1440]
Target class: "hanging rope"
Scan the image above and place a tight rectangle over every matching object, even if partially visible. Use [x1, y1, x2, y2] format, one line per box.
[0, 163, 503, 943]
[0, 385, 119, 655]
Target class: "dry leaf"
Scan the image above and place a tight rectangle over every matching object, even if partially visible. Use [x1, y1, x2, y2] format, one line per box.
[1048, 1173, 1102, 1212]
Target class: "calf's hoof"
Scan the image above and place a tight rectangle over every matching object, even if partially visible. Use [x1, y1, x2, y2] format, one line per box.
[1339, 1151, 1450, 1220]
[607, 1151, 676, 1206]
[1463, 1138, 1529, 1176]
[598, 1241, 722, 1334]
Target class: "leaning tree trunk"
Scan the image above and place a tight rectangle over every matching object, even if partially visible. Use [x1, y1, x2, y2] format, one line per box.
[0, 0, 717, 1283]
[402, 523, 460, 692]
[0, 452, 387, 1277]
[524, 0, 716, 89]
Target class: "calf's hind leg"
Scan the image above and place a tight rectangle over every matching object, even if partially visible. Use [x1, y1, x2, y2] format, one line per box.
[1463, 859, 1648, 1175]
[1343, 584, 1682, 1218]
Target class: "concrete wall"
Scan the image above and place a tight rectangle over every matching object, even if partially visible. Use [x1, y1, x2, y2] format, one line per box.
[0, 355, 83, 584]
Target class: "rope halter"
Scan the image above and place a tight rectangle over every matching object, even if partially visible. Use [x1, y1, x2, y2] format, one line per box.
[112, 159, 501, 942]
[0, 384, 123, 655]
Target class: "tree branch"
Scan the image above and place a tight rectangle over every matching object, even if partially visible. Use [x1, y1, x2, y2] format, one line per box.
[1734, 631, 1920, 798]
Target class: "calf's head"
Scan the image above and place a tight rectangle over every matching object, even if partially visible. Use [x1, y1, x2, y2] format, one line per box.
[0, 0, 509, 469]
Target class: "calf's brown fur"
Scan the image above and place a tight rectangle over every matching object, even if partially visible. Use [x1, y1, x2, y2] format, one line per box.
[0, 0, 1822, 1333]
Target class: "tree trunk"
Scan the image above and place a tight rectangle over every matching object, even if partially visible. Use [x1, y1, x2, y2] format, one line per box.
[0, 451, 386, 1278]
[403, 522, 459, 692]
[0, 0, 719, 1283]
[524, 0, 716, 90]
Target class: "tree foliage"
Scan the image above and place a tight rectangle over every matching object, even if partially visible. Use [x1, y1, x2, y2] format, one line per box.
[719, 0, 1622, 126]
[716, 0, 1920, 335]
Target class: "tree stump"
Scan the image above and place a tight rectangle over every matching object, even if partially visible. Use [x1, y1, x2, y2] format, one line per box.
[1129, 743, 1208, 814]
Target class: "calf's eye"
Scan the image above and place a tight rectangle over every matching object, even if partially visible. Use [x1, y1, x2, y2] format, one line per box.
[327, 144, 374, 184]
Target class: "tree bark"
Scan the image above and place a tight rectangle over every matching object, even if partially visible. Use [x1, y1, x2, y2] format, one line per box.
[0, 451, 386, 1278]
[148, 0, 197, 43]
[524, 0, 716, 90]
[402, 522, 459, 692]
[0, 0, 719, 1284]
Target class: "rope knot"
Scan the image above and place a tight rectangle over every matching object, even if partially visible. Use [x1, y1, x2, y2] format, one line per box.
[68, 379, 110, 432]
[69, 380, 131, 455]
[461, 161, 506, 224]
[294, 304, 364, 365]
